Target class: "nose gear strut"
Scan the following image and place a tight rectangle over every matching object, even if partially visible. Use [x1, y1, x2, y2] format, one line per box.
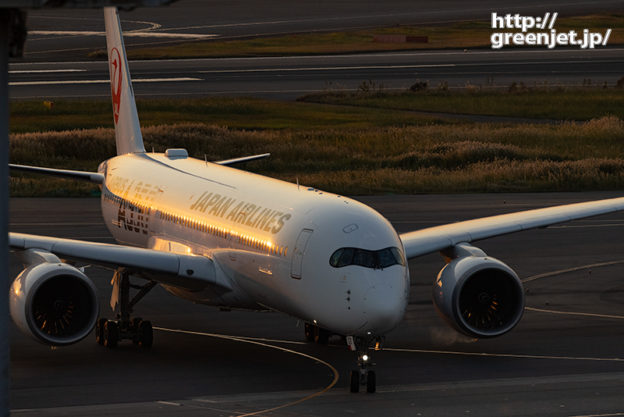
[346, 335, 383, 393]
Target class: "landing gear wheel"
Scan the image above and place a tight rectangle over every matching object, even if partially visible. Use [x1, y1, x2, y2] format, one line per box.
[304, 323, 314, 342]
[98, 270, 158, 349]
[95, 318, 107, 345]
[131, 317, 143, 345]
[313, 326, 330, 345]
[346, 335, 383, 394]
[137, 320, 153, 349]
[366, 370, 376, 393]
[350, 370, 360, 393]
[132, 317, 143, 330]
[103, 320, 119, 348]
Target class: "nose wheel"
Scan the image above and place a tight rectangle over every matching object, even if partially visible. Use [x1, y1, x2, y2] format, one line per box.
[347, 335, 382, 393]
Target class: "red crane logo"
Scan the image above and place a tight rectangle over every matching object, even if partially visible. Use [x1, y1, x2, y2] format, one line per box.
[110, 47, 122, 124]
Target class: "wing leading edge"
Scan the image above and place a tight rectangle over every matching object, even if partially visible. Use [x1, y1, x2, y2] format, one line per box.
[400, 196, 624, 259]
[9, 164, 104, 183]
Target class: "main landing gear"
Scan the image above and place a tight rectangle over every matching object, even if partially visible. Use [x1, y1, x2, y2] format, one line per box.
[96, 268, 157, 349]
[347, 335, 383, 394]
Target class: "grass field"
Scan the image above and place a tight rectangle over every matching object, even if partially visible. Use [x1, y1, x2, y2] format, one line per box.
[9, 97, 448, 134]
[90, 14, 624, 60]
[9, 87, 624, 197]
[300, 88, 624, 121]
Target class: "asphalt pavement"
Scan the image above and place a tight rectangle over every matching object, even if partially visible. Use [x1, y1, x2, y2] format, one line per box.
[9, 48, 624, 100]
[8, 0, 622, 100]
[21, 0, 624, 62]
[8, 192, 624, 416]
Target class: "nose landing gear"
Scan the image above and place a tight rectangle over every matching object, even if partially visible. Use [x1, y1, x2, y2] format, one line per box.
[347, 335, 383, 393]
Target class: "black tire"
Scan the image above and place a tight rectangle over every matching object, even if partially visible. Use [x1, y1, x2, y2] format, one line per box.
[304, 323, 314, 343]
[95, 318, 107, 345]
[366, 370, 376, 393]
[131, 317, 143, 345]
[132, 317, 143, 329]
[350, 370, 360, 393]
[137, 320, 153, 349]
[314, 326, 329, 345]
[103, 320, 119, 348]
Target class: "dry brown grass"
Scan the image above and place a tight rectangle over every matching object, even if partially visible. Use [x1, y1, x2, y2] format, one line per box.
[10, 116, 624, 196]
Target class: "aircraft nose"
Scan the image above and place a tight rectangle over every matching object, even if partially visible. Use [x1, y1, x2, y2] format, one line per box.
[363, 281, 407, 334]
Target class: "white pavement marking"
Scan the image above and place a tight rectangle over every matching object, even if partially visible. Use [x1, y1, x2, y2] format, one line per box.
[522, 260, 624, 283]
[156, 401, 181, 406]
[570, 413, 624, 417]
[9, 77, 201, 86]
[9, 69, 86, 74]
[11, 47, 624, 67]
[196, 60, 621, 74]
[154, 327, 339, 417]
[29, 30, 218, 39]
[525, 307, 624, 320]
[199, 64, 455, 73]
[385, 347, 624, 362]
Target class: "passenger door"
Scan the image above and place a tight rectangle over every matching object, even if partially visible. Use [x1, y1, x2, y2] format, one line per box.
[290, 229, 313, 279]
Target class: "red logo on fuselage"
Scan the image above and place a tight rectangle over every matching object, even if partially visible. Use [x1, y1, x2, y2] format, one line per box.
[110, 47, 122, 124]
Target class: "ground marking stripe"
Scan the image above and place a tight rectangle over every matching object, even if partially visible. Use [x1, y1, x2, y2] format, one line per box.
[569, 413, 624, 417]
[384, 347, 624, 362]
[525, 307, 624, 320]
[199, 64, 455, 73]
[9, 69, 86, 74]
[154, 327, 339, 417]
[10, 77, 201, 86]
[29, 30, 217, 39]
[522, 260, 624, 283]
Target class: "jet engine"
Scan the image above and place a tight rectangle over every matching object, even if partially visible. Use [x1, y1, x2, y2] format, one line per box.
[432, 243, 524, 338]
[10, 250, 99, 346]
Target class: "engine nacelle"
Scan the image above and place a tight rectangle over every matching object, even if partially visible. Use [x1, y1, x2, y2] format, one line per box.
[433, 246, 524, 338]
[10, 256, 99, 346]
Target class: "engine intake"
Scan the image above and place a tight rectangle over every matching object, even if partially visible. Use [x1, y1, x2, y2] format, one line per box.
[10, 259, 99, 346]
[433, 246, 524, 338]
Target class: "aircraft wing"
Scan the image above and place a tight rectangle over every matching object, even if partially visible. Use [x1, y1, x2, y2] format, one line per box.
[9, 164, 104, 183]
[9, 232, 229, 291]
[400, 197, 624, 259]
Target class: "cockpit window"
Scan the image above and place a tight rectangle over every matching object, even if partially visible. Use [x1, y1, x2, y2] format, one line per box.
[329, 247, 405, 269]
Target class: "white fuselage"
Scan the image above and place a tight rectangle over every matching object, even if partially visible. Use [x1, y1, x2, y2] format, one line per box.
[98, 152, 410, 337]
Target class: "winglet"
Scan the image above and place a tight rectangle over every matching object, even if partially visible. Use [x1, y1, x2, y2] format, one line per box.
[104, 7, 145, 155]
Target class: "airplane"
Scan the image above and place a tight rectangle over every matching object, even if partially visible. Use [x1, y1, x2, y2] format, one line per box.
[7, 7, 624, 394]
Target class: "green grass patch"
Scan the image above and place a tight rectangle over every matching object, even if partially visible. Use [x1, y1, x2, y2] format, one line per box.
[10, 97, 448, 134]
[95, 14, 624, 59]
[300, 88, 624, 121]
